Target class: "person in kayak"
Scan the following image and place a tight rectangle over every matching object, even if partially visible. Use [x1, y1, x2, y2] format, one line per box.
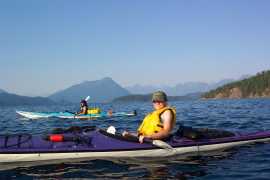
[122, 91, 176, 143]
[76, 99, 88, 115]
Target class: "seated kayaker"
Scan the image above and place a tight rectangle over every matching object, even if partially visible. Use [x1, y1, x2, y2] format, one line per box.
[107, 109, 113, 116]
[122, 91, 176, 143]
[76, 99, 88, 115]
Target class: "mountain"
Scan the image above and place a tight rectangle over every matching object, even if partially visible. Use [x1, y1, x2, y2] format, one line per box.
[0, 92, 56, 106]
[49, 77, 130, 103]
[0, 89, 6, 94]
[168, 82, 209, 96]
[202, 70, 270, 99]
[124, 84, 160, 94]
[126, 79, 235, 96]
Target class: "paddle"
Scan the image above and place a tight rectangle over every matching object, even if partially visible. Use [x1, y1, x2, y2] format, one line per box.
[64, 110, 76, 114]
[106, 126, 175, 151]
[85, 96, 90, 101]
[150, 139, 175, 151]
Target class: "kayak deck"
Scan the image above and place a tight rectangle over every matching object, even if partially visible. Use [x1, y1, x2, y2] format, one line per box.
[1, 126, 270, 163]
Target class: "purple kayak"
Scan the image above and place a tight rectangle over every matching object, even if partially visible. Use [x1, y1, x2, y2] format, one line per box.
[1, 126, 270, 163]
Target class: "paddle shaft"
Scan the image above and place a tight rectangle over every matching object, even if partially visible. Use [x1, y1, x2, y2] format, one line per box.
[123, 133, 174, 150]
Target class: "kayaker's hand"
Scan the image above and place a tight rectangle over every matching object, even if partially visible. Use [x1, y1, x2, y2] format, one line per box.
[122, 131, 129, 137]
[139, 135, 145, 143]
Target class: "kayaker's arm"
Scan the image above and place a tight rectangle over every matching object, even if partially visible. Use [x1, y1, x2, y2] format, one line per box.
[76, 106, 88, 115]
[139, 110, 174, 143]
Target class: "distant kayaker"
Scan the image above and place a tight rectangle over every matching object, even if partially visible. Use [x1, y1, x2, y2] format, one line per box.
[76, 99, 88, 115]
[122, 91, 176, 143]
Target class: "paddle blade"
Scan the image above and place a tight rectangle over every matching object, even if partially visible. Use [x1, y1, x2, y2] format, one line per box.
[85, 96, 90, 101]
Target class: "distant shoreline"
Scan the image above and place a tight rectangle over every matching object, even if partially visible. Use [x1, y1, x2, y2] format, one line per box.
[112, 93, 202, 102]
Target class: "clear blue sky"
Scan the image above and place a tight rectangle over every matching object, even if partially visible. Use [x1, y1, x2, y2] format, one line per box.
[0, 0, 270, 96]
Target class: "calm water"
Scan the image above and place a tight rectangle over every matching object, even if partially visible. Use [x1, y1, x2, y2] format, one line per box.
[1, 99, 270, 179]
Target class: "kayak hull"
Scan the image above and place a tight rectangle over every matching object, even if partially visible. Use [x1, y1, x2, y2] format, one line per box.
[1, 137, 270, 163]
[1, 127, 270, 163]
[16, 110, 136, 119]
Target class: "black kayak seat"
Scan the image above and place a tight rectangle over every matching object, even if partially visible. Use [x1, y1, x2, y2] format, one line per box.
[174, 125, 235, 140]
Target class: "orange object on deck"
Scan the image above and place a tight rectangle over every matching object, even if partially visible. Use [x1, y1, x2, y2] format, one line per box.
[49, 134, 64, 142]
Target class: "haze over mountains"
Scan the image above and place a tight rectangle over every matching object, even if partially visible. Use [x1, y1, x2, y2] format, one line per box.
[0, 75, 251, 105]
[126, 79, 235, 96]
[48, 77, 244, 102]
[125, 75, 250, 95]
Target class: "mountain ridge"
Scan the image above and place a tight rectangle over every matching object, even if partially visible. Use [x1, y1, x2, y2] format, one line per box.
[0, 89, 6, 94]
[0, 92, 56, 106]
[125, 78, 236, 96]
[48, 77, 130, 103]
[1, 74, 261, 105]
[202, 70, 270, 99]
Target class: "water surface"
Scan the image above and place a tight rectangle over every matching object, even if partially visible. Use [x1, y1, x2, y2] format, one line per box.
[0, 99, 270, 179]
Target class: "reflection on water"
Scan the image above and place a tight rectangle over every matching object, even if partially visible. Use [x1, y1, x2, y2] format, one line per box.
[0, 150, 235, 179]
[5, 160, 206, 179]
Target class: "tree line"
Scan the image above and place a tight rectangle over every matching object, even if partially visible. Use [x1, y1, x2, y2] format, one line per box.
[203, 70, 270, 98]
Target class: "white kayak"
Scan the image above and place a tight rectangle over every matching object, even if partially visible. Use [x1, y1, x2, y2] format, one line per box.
[16, 110, 136, 120]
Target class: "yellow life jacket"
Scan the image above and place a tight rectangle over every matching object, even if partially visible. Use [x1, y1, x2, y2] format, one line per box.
[87, 108, 101, 114]
[137, 107, 176, 136]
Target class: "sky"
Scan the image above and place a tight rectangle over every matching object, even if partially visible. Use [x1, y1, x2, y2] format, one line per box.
[0, 0, 270, 96]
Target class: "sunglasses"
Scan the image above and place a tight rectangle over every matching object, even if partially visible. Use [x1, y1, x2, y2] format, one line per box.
[152, 100, 164, 104]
